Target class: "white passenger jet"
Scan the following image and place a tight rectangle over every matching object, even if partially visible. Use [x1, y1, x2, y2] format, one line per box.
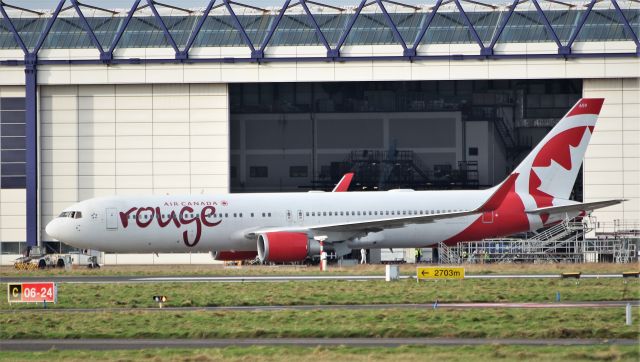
[46, 98, 623, 263]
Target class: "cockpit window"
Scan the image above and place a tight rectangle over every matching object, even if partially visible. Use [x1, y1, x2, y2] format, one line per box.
[59, 211, 82, 219]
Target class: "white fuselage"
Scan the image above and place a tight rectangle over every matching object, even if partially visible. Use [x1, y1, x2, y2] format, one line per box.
[45, 188, 537, 253]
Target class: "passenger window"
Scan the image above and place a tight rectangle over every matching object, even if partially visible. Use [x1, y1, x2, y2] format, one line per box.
[251, 213, 254, 217]
[262, 213, 265, 217]
[329, 212, 332, 216]
[306, 212, 309, 217]
[268, 213, 271, 217]
[323, 212, 327, 216]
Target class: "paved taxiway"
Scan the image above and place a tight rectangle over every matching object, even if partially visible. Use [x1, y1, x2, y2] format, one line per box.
[1, 337, 637, 351]
[1, 273, 632, 284]
[1, 301, 637, 314]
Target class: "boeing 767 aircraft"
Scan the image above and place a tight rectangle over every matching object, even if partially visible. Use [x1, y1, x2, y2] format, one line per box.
[46, 98, 623, 263]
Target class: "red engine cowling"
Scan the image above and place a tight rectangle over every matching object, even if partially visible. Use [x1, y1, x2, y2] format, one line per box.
[211, 251, 258, 261]
[257, 232, 311, 263]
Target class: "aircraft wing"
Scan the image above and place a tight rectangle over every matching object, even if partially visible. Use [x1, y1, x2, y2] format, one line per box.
[525, 199, 625, 215]
[245, 173, 520, 240]
[311, 210, 477, 232]
[245, 209, 478, 239]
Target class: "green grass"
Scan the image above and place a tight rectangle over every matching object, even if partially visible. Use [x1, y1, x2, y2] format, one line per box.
[2, 262, 637, 278]
[1, 308, 638, 339]
[1, 345, 639, 362]
[1, 279, 638, 310]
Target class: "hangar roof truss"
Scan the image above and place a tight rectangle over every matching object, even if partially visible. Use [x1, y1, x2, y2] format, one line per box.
[0, 0, 637, 64]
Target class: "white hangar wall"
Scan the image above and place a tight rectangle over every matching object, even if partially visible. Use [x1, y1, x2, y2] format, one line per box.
[38, 84, 230, 242]
[583, 78, 640, 226]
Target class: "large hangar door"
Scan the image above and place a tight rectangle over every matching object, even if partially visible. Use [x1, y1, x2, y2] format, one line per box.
[231, 112, 463, 192]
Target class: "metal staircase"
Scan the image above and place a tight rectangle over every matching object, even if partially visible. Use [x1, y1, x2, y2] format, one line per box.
[437, 217, 636, 264]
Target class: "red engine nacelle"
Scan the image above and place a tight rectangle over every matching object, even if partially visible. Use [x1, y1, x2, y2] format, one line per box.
[211, 250, 258, 261]
[257, 232, 315, 263]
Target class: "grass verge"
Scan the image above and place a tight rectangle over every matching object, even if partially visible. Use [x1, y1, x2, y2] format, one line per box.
[1, 279, 638, 310]
[1, 262, 637, 278]
[1, 345, 640, 362]
[1, 308, 638, 339]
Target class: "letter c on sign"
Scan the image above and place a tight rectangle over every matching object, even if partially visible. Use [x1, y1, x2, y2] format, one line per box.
[12, 287, 19, 298]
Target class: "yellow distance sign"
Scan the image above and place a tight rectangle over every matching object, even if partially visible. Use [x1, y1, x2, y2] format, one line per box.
[417, 267, 465, 280]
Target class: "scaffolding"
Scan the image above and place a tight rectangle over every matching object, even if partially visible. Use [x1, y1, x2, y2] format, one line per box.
[439, 218, 638, 264]
[317, 149, 480, 191]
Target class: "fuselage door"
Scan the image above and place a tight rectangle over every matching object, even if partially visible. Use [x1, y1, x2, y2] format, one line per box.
[106, 208, 118, 230]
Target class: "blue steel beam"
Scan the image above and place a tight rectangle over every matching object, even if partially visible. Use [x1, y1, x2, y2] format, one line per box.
[146, 0, 180, 56]
[20, 0, 65, 248]
[23, 0, 64, 248]
[332, 0, 367, 57]
[412, 0, 443, 50]
[25, 51, 637, 66]
[299, 0, 331, 52]
[531, 0, 564, 53]
[486, 0, 519, 53]
[452, 0, 486, 53]
[610, 0, 639, 50]
[222, 0, 257, 55]
[565, 0, 597, 51]
[24, 60, 37, 248]
[375, 0, 408, 51]
[182, 0, 217, 59]
[32, 0, 66, 54]
[0, 2, 28, 54]
[258, 0, 292, 57]
[107, 0, 141, 62]
[70, 0, 105, 55]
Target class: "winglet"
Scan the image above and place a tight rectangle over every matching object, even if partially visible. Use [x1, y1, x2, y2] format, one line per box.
[477, 173, 519, 212]
[332, 172, 354, 192]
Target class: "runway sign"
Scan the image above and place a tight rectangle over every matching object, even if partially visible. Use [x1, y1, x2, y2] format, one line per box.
[7, 282, 57, 303]
[417, 267, 465, 280]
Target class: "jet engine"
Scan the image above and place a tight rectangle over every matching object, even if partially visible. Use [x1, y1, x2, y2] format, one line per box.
[257, 232, 320, 263]
[211, 250, 258, 261]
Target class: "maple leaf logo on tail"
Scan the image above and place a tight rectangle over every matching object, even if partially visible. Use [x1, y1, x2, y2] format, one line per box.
[512, 98, 604, 225]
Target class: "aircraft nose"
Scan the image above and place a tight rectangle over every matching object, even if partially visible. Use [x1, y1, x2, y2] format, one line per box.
[45, 219, 61, 240]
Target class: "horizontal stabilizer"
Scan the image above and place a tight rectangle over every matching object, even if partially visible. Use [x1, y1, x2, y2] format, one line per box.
[525, 199, 625, 215]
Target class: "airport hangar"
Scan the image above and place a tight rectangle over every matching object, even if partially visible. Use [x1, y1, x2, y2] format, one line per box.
[0, 0, 638, 264]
